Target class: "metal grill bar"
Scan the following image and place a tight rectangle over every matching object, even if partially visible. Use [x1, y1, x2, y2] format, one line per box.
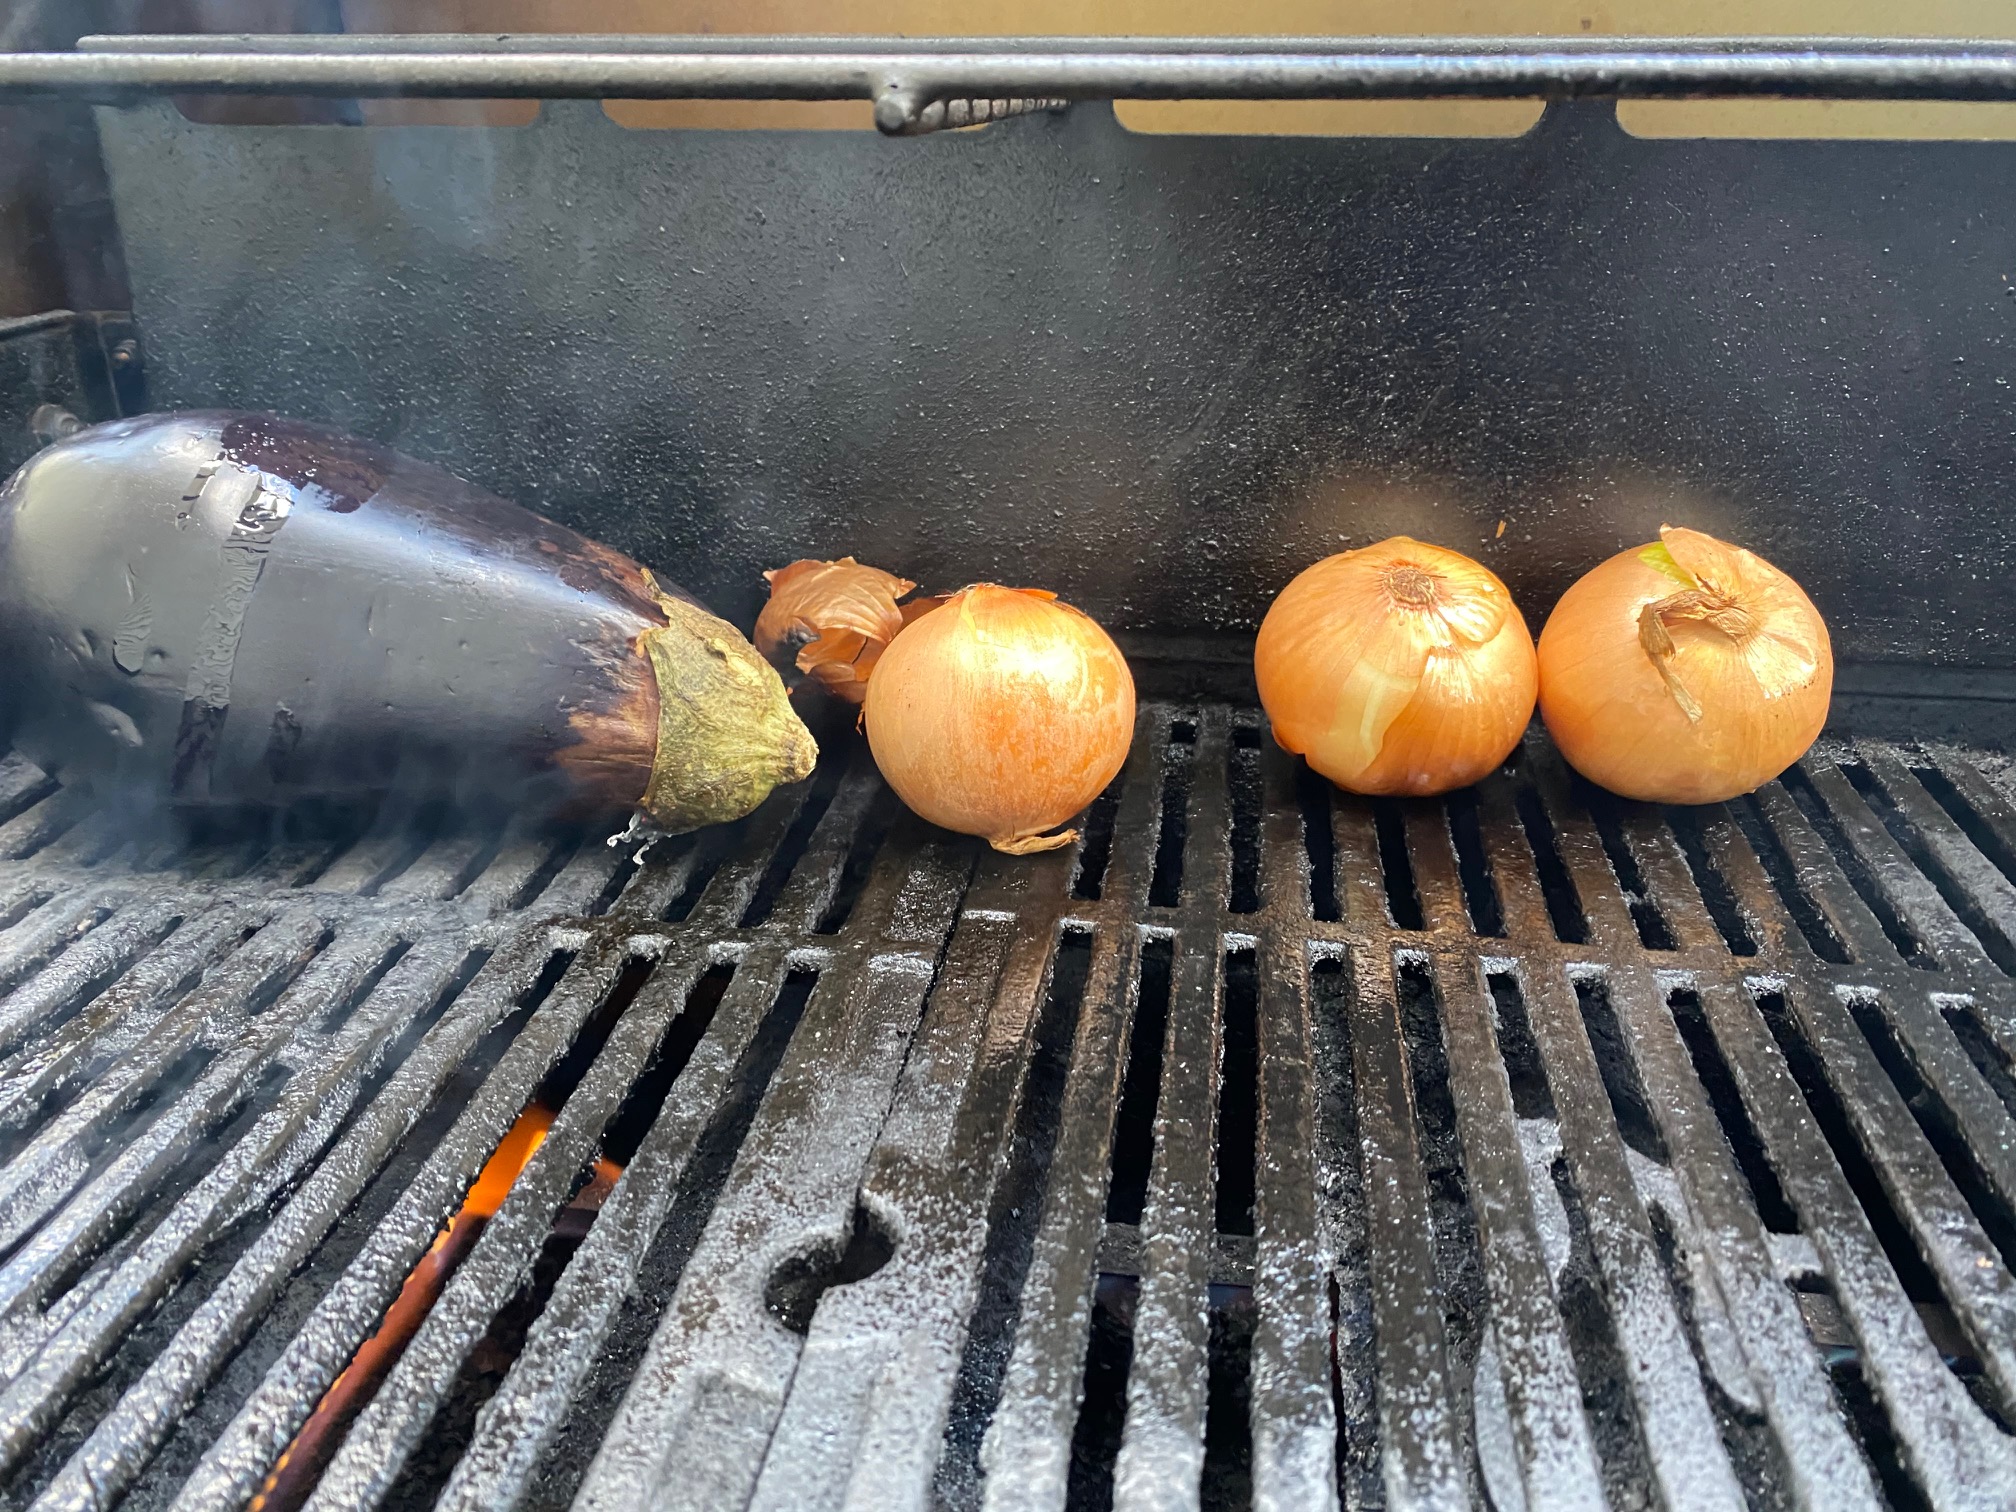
[0, 707, 2014, 1510]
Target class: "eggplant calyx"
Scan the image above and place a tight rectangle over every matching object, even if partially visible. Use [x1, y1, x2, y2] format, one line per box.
[637, 572, 818, 833]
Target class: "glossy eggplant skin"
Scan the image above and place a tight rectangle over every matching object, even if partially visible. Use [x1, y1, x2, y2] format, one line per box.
[0, 411, 809, 826]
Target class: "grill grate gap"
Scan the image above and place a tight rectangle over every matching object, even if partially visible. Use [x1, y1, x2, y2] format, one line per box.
[1911, 762, 2016, 891]
[318, 938, 415, 1037]
[816, 785, 901, 934]
[1841, 762, 2016, 975]
[1666, 989, 1800, 1233]
[1215, 948, 1259, 1237]
[1571, 975, 1670, 1165]
[1064, 1272, 1137, 1512]
[524, 964, 820, 1508]
[1939, 1000, 2016, 1126]
[1730, 795, 1851, 964]
[1551, 1156, 1663, 1511]
[1148, 721, 1197, 909]
[1310, 955, 1379, 1504]
[1201, 1282, 1255, 1511]
[1297, 766, 1340, 924]
[1777, 767, 1934, 970]
[740, 758, 850, 928]
[1395, 959, 1484, 1502]
[1645, 1203, 1797, 1511]
[1445, 789, 1505, 938]
[589, 845, 652, 919]
[1370, 801, 1424, 930]
[1577, 783, 1678, 951]
[1753, 992, 1979, 1344]
[1799, 1271, 1936, 1512]
[506, 835, 582, 914]
[1667, 809, 1759, 957]
[1226, 724, 1264, 915]
[1106, 937, 1173, 1226]
[1513, 783, 1589, 944]
[764, 1201, 896, 1335]
[1069, 770, 1126, 903]
[1487, 972, 1555, 1120]
[936, 927, 1094, 1510]
[660, 834, 727, 924]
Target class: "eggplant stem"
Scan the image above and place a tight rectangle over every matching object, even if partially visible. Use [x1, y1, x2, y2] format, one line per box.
[992, 828, 1078, 855]
[1638, 588, 1755, 724]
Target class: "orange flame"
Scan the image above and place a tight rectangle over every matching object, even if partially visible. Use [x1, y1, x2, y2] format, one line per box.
[250, 1102, 616, 1512]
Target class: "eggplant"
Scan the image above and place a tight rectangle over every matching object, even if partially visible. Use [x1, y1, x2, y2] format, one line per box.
[0, 411, 815, 830]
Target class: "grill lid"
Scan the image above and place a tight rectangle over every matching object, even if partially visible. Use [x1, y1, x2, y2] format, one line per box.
[0, 709, 2013, 1510]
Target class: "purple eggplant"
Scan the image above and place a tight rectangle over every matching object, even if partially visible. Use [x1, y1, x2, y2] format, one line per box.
[0, 411, 815, 830]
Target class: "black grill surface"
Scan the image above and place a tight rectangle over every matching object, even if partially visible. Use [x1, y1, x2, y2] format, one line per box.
[0, 708, 2013, 1510]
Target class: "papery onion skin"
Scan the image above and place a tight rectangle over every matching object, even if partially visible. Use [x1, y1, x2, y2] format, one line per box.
[863, 584, 1135, 853]
[1255, 538, 1538, 797]
[755, 557, 920, 704]
[1537, 525, 1832, 805]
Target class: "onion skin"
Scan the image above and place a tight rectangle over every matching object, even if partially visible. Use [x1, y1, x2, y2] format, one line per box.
[1538, 526, 1832, 805]
[863, 585, 1135, 853]
[1255, 538, 1538, 797]
[755, 556, 920, 704]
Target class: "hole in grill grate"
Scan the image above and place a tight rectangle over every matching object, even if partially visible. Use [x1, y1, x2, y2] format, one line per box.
[816, 785, 900, 934]
[1311, 953, 1379, 1502]
[1201, 1281, 1256, 1508]
[1778, 767, 1934, 969]
[937, 926, 1093, 1509]
[1940, 998, 2016, 1125]
[1298, 766, 1341, 924]
[1070, 771, 1125, 902]
[740, 758, 849, 928]
[1226, 725, 1264, 915]
[1446, 789, 1505, 938]
[1215, 947, 1259, 1237]
[1666, 988, 1800, 1233]
[1729, 795, 1850, 964]
[764, 1200, 897, 1334]
[1573, 974, 1670, 1165]
[1514, 783, 1589, 944]
[1487, 971, 1554, 1120]
[1106, 936, 1173, 1226]
[1065, 1271, 1137, 1511]
[1397, 957, 1485, 1500]
[1667, 809, 1760, 957]
[1371, 801, 1424, 930]
[1799, 1270, 1936, 1512]
[1149, 722, 1197, 908]
[1580, 785, 1678, 951]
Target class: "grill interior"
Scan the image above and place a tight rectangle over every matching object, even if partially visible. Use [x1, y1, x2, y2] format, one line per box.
[0, 707, 2013, 1509]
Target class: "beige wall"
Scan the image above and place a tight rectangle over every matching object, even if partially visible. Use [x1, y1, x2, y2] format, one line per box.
[288, 1, 2016, 137]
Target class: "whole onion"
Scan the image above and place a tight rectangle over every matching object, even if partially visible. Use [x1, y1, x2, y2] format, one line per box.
[1538, 525, 1832, 804]
[1255, 537, 1538, 796]
[863, 585, 1135, 853]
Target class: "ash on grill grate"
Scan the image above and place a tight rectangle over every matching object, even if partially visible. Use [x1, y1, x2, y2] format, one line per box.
[1, 714, 2015, 1510]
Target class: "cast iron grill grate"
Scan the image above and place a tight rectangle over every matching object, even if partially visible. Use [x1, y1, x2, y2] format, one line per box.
[0, 707, 2012, 1510]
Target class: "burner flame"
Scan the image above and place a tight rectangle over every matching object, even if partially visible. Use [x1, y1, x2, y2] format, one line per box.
[250, 1101, 617, 1512]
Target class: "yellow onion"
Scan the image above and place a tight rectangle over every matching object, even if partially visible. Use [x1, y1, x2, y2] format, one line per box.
[1538, 525, 1832, 804]
[863, 585, 1135, 853]
[1254, 537, 1538, 796]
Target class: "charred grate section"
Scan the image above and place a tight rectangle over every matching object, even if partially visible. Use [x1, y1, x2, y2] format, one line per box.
[0, 719, 2013, 1510]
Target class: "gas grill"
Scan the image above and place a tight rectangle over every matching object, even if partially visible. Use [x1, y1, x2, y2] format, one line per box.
[2, 26, 2016, 1512]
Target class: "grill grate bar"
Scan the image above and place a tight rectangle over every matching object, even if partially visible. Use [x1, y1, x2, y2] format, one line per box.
[1110, 711, 1233, 1505]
